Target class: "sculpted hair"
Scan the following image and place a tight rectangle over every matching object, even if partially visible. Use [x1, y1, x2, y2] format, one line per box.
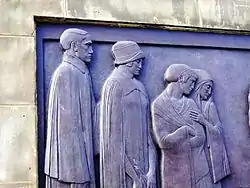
[178, 71, 198, 83]
[60, 28, 89, 51]
[163, 64, 197, 83]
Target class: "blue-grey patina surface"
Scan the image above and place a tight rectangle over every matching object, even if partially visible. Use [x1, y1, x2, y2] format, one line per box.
[37, 22, 250, 188]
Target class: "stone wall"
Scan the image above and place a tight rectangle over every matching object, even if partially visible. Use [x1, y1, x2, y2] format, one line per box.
[1, 0, 250, 187]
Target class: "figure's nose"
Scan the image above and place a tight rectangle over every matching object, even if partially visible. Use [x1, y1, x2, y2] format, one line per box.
[190, 83, 195, 90]
[89, 46, 93, 54]
[208, 88, 212, 95]
[138, 61, 142, 68]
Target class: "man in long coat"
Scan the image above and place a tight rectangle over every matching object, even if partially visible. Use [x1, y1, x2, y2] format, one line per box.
[100, 41, 157, 188]
[44, 28, 96, 188]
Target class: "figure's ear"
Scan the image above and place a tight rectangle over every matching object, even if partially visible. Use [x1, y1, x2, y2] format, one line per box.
[178, 74, 184, 83]
[178, 73, 188, 83]
[70, 41, 78, 52]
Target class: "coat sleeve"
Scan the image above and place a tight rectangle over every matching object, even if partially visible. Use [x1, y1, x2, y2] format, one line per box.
[147, 104, 157, 176]
[100, 79, 142, 187]
[151, 103, 189, 150]
[93, 101, 100, 155]
[54, 64, 102, 183]
[100, 79, 126, 187]
[44, 67, 60, 177]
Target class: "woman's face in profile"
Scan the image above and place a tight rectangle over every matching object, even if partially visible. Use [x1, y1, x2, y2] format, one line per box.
[199, 81, 213, 101]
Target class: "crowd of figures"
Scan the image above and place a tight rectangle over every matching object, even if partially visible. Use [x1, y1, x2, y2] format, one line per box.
[44, 28, 231, 188]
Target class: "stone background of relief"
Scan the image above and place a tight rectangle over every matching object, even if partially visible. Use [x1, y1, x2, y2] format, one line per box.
[39, 26, 250, 187]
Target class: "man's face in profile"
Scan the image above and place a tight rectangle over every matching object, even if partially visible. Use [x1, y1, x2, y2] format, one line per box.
[76, 35, 93, 63]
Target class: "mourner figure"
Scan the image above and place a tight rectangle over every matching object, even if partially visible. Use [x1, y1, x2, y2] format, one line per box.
[191, 69, 230, 187]
[152, 64, 214, 188]
[45, 28, 96, 188]
[100, 41, 157, 188]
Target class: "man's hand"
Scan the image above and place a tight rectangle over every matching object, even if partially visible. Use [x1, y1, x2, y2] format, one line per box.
[133, 164, 147, 188]
[146, 171, 156, 188]
[132, 174, 147, 188]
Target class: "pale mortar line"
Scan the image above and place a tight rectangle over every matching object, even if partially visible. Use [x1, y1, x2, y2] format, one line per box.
[0, 104, 36, 107]
[0, 34, 34, 38]
[0, 181, 33, 184]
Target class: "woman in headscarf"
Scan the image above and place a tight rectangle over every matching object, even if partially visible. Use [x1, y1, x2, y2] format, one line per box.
[190, 69, 231, 188]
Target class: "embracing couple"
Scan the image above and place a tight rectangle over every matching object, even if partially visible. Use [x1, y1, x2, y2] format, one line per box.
[152, 64, 231, 188]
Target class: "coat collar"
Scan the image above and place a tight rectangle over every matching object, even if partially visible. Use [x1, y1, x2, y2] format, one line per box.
[112, 68, 147, 96]
[62, 53, 88, 74]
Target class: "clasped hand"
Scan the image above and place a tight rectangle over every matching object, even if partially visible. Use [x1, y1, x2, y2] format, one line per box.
[189, 110, 206, 125]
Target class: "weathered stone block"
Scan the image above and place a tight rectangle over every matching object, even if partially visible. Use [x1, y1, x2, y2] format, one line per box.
[0, 37, 35, 105]
[0, 0, 65, 35]
[0, 105, 36, 183]
[65, 0, 210, 26]
[66, 0, 174, 24]
[66, 0, 250, 30]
